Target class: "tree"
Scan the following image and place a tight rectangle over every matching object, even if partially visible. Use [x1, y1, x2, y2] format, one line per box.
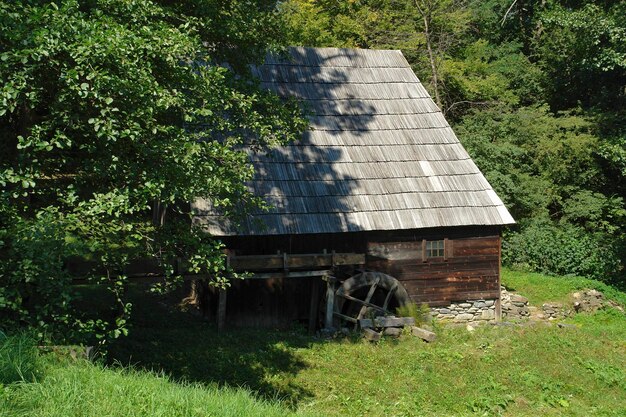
[536, 2, 626, 112]
[0, 0, 306, 343]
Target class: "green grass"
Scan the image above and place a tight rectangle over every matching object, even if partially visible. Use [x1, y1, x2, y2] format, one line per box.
[1, 269, 625, 416]
[0, 349, 305, 417]
[0, 332, 41, 385]
[502, 268, 626, 306]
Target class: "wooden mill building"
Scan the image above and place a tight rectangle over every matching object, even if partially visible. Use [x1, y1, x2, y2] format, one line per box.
[192, 47, 514, 329]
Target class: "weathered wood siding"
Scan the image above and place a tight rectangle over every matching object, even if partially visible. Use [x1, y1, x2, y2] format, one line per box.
[366, 235, 500, 306]
[222, 226, 502, 318]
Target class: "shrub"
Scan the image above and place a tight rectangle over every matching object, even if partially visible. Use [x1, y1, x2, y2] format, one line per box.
[503, 221, 622, 282]
[396, 302, 432, 327]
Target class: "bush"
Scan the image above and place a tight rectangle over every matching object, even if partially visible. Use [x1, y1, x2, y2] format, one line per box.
[503, 221, 622, 282]
[0, 332, 41, 384]
[396, 302, 432, 327]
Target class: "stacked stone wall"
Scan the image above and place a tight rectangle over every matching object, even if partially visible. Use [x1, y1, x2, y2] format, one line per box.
[430, 299, 496, 323]
[501, 287, 530, 319]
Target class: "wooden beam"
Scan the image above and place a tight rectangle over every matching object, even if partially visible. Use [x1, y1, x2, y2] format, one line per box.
[72, 269, 333, 285]
[229, 252, 365, 272]
[325, 278, 336, 330]
[308, 278, 320, 334]
[217, 288, 227, 333]
[496, 234, 502, 321]
[245, 270, 332, 280]
[70, 251, 364, 285]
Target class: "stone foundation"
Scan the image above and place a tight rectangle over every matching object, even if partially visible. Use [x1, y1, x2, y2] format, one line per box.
[501, 286, 530, 319]
[540, 302, 570, 319]
[573, 289, 605, 313]
[538, 289, 605, 319]
[430, 299, 497, 323]
[428, 287, 621, 325]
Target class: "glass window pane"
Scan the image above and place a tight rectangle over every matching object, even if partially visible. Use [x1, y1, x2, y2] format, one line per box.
[425, 240, 445, 258]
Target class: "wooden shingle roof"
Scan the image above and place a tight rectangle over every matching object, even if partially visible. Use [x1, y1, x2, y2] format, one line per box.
[193, 47, 514, 235]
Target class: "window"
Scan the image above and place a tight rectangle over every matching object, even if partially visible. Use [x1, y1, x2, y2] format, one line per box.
[426, 240, 445, 258]
[422, 238, 449, 261]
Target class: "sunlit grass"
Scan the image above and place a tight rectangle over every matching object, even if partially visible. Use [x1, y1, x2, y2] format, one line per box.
[502, 267, 626, 306]
[0, 352, 306, 417]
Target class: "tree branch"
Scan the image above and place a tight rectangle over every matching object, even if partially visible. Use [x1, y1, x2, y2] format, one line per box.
[500, 0, 518, 26]
[445, 100, 498, 114]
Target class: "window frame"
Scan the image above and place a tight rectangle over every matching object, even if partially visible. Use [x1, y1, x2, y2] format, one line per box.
[422, 238, 449, 262]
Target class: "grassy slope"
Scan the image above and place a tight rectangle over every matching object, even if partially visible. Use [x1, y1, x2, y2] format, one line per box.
[1, 268, 625, 417]
[0, 356, 303, 417]
[502, 268, 626, 306]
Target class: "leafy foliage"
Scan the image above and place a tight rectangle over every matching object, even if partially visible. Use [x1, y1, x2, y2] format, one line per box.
[0, 0, 306, 343]
[503, 220, 621, 281]
[395, 302, 431, 327]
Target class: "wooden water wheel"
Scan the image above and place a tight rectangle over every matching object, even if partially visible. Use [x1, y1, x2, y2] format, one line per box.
[332, 272, 409, 327]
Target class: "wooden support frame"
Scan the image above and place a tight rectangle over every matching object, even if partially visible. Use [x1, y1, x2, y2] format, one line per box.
[71, 251, 364, 285]
[308, 278, 320, 334]
[71, 269, 334, 285]
[333, 312, 357, 324]
[217, 288, 227, 333]
[70, 251, 367, 333]
[382, 283, 398, 311]
[228, 252, 365, 272]
[244, 270, 333, 280]
[324, 276, 336, 330]
[495, 235, 502, 321]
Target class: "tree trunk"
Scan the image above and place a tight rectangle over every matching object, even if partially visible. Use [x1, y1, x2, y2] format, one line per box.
[414, 0, 442, 110]
[152, 200, 167, 226]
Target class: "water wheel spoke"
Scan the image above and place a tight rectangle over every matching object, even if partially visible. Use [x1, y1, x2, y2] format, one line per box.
[333, 312, 358, 323]
[356, 276, 380, 321]
[336, 293, 388, 314]
[382, 283, 398, 311]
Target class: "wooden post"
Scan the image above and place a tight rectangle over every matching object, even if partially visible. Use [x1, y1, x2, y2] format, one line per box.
[308, 278, 320, 334]
[495, 235, 502, 321]
[324, 277, 336, 330]
[217, 288, 227, 333]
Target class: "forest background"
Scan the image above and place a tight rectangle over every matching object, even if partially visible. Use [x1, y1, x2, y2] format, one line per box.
[281, 0, 626, 282]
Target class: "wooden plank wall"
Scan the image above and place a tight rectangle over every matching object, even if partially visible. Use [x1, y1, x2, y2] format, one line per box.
[366, 236, 500, 306]
[221, 227, 503, 322]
